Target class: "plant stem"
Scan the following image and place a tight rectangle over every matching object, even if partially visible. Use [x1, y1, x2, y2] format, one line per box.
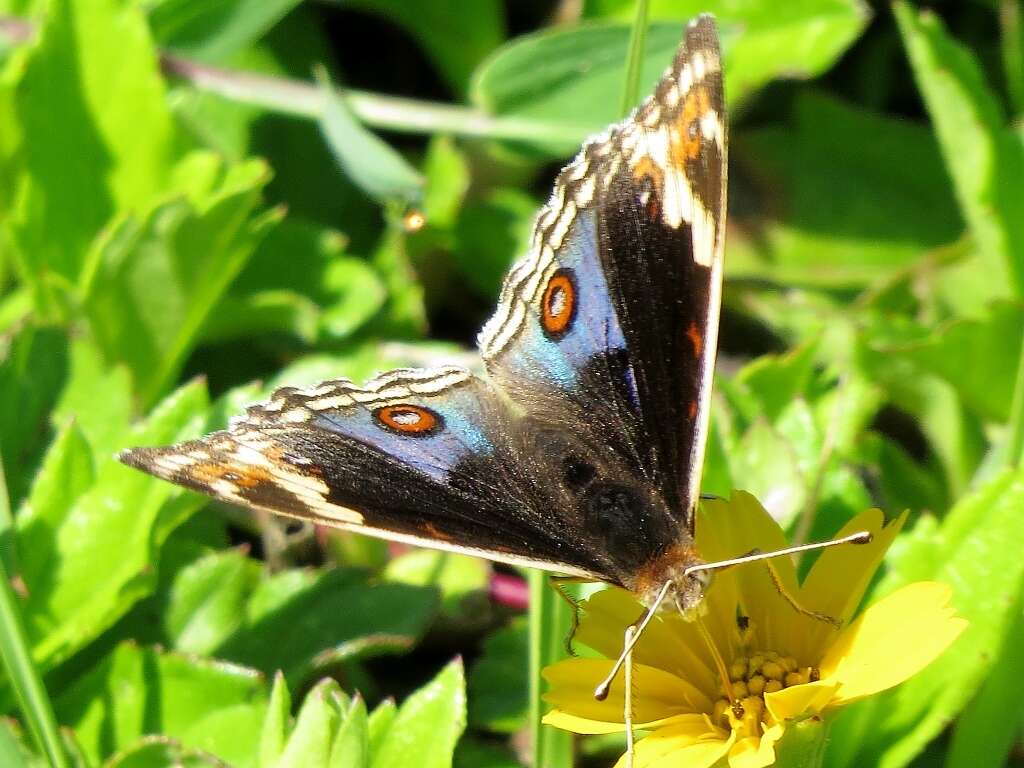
[620, 0, 651, 116]
[1005, 331, 1024, 467]
[1000, 0, 1024, 116]
[528, 570, 573, 768]
[0, 455, 68, 768]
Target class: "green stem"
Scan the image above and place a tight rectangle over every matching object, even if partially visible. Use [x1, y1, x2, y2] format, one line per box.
[0, 17, 591, 152]
[529, 571, 573, 768]
[0, 455, 68, 768]
[1005, 331, 1024, 467]
[1000, 0, 1024, 116]
[620, 0, 651, 116]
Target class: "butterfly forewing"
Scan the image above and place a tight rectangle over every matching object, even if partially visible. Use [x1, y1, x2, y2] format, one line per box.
[120, 16, 726, 594]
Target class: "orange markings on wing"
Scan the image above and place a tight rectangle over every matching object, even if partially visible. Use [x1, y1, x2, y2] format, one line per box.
[541, 270, 576, 337]
[686, 322, 704, 357]
[374, 404, 442, 436]
[671, 85, 711, 166]
[193, 462, 271, 489]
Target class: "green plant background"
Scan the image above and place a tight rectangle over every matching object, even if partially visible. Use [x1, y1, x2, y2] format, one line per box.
[0, 0, 1022, 766]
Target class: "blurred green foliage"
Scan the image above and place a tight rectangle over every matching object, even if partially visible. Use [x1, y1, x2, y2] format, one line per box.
[0, 0, 1022, 766]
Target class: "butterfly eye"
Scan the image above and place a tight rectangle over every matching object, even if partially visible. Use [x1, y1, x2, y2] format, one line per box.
[541, 268, 577, 339]
[373, 404, 443, 436]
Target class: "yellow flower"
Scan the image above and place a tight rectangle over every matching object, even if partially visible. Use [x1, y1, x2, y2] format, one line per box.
[542, 492, 966, 768]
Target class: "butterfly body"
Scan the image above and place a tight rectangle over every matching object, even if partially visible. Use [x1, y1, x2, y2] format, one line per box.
[121, 15, 726, 615]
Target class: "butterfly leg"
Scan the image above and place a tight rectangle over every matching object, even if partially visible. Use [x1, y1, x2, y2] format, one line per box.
[548, 576, 586, 656]
[623, 623, 637, 768]
[762, 556, 840, 627]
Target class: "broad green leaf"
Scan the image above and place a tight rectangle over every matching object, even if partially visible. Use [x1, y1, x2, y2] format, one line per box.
[733, 343, 818, 423]
[215, 569, 438, 686]
[0, 719, 43, 768]
[585, 0, 870, 103]
[894, 2, 1024, 295]
[275, 679, 344, 768]
[51, 336, 133, 460]
[473, 2, 867, 151]
[0, 327, 68, 503]
[336, 0, 503, 93]
[164, 548, 261, 655]
[9, 0, 177, 309]
[451, 188, 536, 300]
[316, 68, 423, 206]
[15, 380, 209, 671]
[889, 301, 1024, 423]
[150, 0, 303, 63]
[467, 618, 528, 733]
[372, 658, 466, 768]
[384, 549, 488, 620]
[258, 673, 290, 768]
[368, 227, 428, 337]
[104, 738, 226, 768]
[729, 93, 962, 287]
[945, 603, 1023, 768]
[827, 468, 1024, 767]
[366, 700, 396, 763]
[55, 644, 267, 767]
[207, 218, 387, 345]
[82, 155, 277, 407]
[729, 419, 806, 525]
[330, 695, 368, 768]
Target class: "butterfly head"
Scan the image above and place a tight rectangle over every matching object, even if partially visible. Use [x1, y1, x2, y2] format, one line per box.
[632, 542, 708, 616]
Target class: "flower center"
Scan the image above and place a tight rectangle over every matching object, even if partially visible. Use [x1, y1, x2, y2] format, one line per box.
[712, 650, 819, 737]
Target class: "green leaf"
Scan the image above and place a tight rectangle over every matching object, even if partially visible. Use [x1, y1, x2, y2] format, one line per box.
[372, 658, 466, 768]
[467, 618, 527, 733]
[0, 327, 68, 504]
[329, 695, 368, 768]
[586, 0, 870, 105]
[729, 93, 962, 287]
[366, 700, 396, 763]
[894, 1, 1024, 295]
[165, 548, 261, 655]
[316, 68, 424, 206]
[890, 301, 1024, 423]
[56, 644, 267, 767]
[215, 569, 438, 686]
[258, 673, 291, 768]
[210, 218, 387, 345]
[383, 549, 488, 620]
[51, 336, 133, 460]
[729, 419, 806, 526]
[8, 0, 177, 309]
[150, 0, 303, 63]
[945, 602, 1023, 768]
[82, 155, 277, 407]
[337, 0, 504, 93]
[103, 738, 227, 768]
[276, 679, 344, 768]
[828, 468, 1024, 766]
[15, 380, 209, 671]
[473, 1, 867, 149]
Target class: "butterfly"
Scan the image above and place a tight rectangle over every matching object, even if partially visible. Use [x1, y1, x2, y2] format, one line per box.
[122, 16, 725, 634]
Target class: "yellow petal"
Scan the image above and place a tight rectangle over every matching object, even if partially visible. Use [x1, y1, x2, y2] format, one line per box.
[697, 492, 802, 652]
[610, 716, 732, 768]
[542, 710, 694, 735]
[578, 588, 718, 695]
[792, 509, 906, 662]
[543, 659, 712, 727]
[728, 721, 784, 768]
[820, 582, 967, 705]
[764, 680, 839, 722]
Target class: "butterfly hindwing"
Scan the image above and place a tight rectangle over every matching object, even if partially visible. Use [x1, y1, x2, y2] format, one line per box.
[121, 16, 726, 593]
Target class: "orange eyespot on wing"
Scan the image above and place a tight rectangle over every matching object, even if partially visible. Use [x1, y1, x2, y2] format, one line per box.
[374, 404, 444, 436]
[541, 268, 577, 339]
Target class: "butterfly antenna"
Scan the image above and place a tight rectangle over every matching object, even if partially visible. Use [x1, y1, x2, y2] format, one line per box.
[594, 580, 673, 701]
[682, 530, 872, 581]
